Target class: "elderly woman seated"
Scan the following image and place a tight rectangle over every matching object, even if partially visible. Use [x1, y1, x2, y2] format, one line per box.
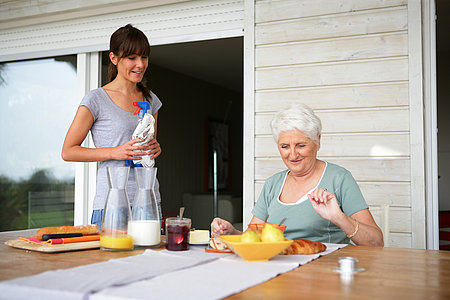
[211, 104, 384, 246]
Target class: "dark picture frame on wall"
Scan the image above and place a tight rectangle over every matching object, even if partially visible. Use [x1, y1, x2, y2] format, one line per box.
[205, 119, 230, 191]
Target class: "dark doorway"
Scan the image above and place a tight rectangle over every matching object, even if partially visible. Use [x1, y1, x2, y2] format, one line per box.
[147, 37, 243, 230]
[436, 0, 450, 249]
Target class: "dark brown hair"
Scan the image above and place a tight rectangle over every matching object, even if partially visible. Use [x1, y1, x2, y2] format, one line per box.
[108, 24, 151, 100]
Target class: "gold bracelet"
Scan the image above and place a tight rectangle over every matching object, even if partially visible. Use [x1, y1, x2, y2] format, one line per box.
[346, 219, 359, 239]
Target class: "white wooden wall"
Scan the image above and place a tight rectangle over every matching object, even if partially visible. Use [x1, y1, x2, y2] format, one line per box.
[252, 0, 424, 248]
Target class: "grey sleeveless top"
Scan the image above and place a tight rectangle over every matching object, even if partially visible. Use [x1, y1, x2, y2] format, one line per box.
[80, 88, 162, 210]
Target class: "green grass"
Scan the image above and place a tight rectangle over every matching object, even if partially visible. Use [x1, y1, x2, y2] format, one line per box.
[29, 209, 74, 228]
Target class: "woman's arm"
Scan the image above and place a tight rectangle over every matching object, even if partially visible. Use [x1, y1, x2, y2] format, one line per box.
[248, 216, 265, 226]
[332, 208, 384, 246]
[308, 188, 384, 246]
[211, 217, 244, 236]
[210, 215, 268, 237]
[61, 106, 149, 162]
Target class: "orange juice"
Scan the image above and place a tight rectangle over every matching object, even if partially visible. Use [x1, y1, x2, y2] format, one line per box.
[100, 234, 133, 250]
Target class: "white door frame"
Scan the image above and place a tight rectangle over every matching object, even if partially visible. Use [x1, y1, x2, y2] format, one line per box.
[242, 0, 255, 226]
[74, 52, 100, 225]
[422, 0, 439, 250]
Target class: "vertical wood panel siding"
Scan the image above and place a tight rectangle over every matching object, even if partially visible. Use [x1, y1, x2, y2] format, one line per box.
[254, 1, 411, 247]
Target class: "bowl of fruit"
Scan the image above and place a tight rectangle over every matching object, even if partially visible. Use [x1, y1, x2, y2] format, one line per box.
[219, 223, 293, 261]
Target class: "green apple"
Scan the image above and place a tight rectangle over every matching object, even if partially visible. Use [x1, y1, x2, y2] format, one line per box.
[240, 229, 261, 243]
[260, 223, 285, 242]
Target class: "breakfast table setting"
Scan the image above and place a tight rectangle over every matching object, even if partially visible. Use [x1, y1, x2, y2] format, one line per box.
[0, 222, 346, 300]
[1, 226, 450, 300]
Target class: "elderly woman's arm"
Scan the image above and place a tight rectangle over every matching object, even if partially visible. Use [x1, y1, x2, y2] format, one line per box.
[211, 217, 242, 236]
[333, 209, 384, 246]
[211, 216, 268, 237]
[308, 188, 384, 246]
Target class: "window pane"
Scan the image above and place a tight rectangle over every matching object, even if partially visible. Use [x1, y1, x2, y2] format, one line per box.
[0, 55, 78, 231]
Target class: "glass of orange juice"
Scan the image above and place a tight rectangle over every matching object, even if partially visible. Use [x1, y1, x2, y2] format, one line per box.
[100, 167, 133, 251]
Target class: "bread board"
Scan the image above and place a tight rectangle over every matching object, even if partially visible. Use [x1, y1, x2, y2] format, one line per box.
[5, 239, 100, 253]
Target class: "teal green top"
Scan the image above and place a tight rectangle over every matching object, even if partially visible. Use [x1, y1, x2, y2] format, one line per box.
[251, 162, 368, 244]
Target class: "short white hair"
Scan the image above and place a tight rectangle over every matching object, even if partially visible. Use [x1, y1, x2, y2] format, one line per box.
[270, 104, 322, 144]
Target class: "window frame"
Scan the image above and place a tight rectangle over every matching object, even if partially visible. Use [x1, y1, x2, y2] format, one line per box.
[74, 52, 101, 225]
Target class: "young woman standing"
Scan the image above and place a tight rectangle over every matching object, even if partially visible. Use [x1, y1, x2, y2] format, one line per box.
[62, 24, 162, 228]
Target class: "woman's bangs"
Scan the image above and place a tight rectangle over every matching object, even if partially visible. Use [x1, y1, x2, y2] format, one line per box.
[119, 33, 150, 57]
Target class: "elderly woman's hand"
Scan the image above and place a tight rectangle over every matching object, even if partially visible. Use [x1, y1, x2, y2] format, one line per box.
[211, 217, 237, 237]
[307, 188, 343, 223]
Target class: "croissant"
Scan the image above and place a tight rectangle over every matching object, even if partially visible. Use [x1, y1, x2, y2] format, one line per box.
[36, 225, 99, 240]
[281, 238, 326, 255]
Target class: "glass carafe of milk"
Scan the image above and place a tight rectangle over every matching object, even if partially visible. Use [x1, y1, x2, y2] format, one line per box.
[130, 167, 161, 246]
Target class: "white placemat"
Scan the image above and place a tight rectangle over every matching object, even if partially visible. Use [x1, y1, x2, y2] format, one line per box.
[91, 243, 346, 300]
[0, 243, 346, 300]
[0, 249, 217, 300]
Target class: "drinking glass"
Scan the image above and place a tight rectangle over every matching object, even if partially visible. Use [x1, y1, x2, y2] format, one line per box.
[165, 217, 191, 251]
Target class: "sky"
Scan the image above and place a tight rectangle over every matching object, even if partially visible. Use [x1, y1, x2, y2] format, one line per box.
[0, 57, 78, 182]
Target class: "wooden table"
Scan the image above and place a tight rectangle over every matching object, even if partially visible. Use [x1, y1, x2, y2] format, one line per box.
[1, 229, 450, 299]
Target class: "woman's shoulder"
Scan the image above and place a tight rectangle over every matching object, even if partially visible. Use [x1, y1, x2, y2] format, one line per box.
[258, 170, 287, 200]
[323, 161, 356, 185]
[148, 90, 161, 102]
[88, 87, 105, 96]
[265, 170, 288, 185]
[324, 161, 351, 175]
[79, 88, 109, 115]
[148, 90, 157, 97]
[82, 88, 106, 102]
[148, 90, 162, 112]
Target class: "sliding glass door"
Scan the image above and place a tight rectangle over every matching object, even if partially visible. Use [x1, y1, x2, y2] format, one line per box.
[0, 55, 78, 230]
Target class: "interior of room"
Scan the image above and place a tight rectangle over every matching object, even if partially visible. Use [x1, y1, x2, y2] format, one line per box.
[102, 37, 244, 230]
[436, 0, 450, 249]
